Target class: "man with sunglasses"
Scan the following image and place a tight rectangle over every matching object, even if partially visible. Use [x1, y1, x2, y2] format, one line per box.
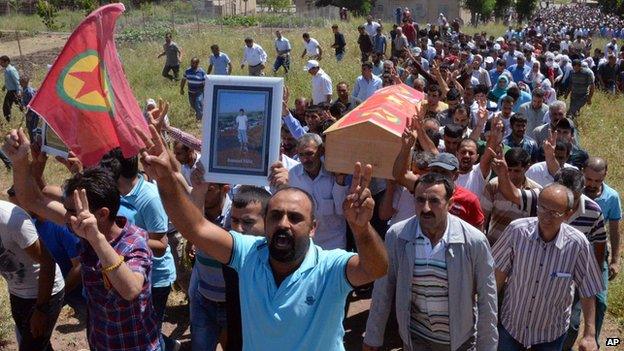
[364, 172, 498, 351]
[491, 183, 603, 351]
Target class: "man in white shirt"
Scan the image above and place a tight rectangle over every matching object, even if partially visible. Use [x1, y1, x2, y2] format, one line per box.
[0, 199, 65, 350]
[241, 37, 267, 76]
[273, 30, 291, 74]
[301, 32, 323, 60]
[236, 109, 249, 151]
[268, 133, 349, 250]
[352, 61, 382, 105]
[364, 15, 381, 38]
[304, 60, 333, 105]
[526, 140, 578, 187]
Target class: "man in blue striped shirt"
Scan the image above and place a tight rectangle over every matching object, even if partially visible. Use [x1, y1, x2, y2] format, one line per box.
[180, 57, 207, 121]
[493, 184, 604, 351]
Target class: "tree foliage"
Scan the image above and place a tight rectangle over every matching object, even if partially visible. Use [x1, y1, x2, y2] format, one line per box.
[314, 0, 373, 15]
[493, 0, 512, 21]
[463, 0, 495, 25]
[514, 0, 537, 22]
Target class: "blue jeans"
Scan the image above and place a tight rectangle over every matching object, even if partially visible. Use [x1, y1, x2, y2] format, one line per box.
[188, 91, 203, 120]
[563, 260, 608, 350]
[498, 323, 566, 350]
[190, 287, 227, 350]
[336, 52, 345, 61]
[153, 285, 179, 351]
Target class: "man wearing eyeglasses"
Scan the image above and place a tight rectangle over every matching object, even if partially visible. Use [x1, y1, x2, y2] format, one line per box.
[364, 172, 498, 351]
[491, 183, 603, 351]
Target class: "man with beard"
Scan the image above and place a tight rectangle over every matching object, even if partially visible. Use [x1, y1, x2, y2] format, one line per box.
[332, 81, 355, 113]
[561, 157, 622, 350]
[455, 131, 498, 200]
[363, 172, 498, 351]
[4, 129, 160, 351]
[533, 100, 567, 146]
[136, 125, 388, 351]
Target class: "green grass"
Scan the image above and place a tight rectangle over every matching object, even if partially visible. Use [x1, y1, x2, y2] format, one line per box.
[1, 10, 624, 345]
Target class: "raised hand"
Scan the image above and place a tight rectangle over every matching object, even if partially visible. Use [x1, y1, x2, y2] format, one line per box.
[69, 189, 101, 242]
[147, 99, 170, 134]
[56, 151, 83, 175]
[343, 162, 374, 229]
[2, 128, 31, 162]
[544, 129, 558, 160]
[268, 160, 289, 189]
[489, 147, 508, 176]
[135, 125, 176, 182]
[282, 86, 290, 116]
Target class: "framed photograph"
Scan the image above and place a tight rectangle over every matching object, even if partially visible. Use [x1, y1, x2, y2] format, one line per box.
[41, 123, 70, 159]
[201, 75, 283, 187]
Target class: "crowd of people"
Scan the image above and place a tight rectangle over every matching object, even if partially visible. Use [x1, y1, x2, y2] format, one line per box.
[0, 4, 623, 351]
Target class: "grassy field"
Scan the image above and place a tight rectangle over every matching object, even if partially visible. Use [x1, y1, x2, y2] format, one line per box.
[0, 7, 623, 346]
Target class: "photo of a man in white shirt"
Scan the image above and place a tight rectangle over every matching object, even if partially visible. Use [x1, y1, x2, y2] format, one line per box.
[236, 109, 249, 151]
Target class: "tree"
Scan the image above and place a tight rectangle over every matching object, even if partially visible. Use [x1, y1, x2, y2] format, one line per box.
[314, 0, 373, 15]
[463, 0, 495, 25]
[514, 0, 537, 22]
[494, 0, 512, 22]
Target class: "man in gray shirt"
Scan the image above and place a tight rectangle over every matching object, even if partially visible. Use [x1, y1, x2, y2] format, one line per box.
[564, 59, 594, 118]
[158, 33, 182, 80]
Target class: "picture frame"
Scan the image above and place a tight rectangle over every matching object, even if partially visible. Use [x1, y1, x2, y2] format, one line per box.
[201, 75, 283, 187]
[41, 122, 70, 159]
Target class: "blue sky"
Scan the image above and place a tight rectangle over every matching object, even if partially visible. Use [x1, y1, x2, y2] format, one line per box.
[218, 90, 268, 114]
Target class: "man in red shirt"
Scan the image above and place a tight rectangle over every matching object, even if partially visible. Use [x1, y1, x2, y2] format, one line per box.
[402, 19, 417, 47]
[392, 126, 485, 231]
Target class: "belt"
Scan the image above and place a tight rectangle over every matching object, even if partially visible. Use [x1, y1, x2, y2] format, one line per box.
[250, 63, 263, 67]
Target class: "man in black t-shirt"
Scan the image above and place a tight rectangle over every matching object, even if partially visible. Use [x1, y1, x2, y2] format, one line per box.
[331, 24, 346, 61]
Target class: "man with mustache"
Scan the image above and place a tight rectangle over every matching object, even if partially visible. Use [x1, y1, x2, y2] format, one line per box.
[363, 172, 498, 350]
[136, 125, 388, 351]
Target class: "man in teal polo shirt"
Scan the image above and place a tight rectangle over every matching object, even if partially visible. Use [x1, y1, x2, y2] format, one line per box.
[136, 124, 389, 350]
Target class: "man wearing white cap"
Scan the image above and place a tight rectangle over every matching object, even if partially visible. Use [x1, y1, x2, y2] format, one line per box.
[305, 60, 333, 105]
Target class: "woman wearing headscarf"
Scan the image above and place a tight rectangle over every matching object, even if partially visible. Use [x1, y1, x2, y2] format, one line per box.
[525, 61, 546, 89]
[487, 74, 509, 102]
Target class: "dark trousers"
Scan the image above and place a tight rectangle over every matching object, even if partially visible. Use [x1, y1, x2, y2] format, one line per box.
[3, 90, 19, 121]
[152, 284, 177, 350]
[162, 65, 180, 80]
[10, 289, 64, 351]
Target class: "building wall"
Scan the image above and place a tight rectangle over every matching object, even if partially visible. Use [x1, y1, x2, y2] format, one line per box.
[204, 0, 257, 15]
[373, 0, 461, 24]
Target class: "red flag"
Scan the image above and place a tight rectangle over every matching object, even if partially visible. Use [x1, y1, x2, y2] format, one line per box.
[29, 3, 148, 167]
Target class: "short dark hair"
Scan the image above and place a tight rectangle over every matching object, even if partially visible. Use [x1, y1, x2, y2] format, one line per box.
[427, 84, 441, 95]
[303, 32, 310, 38]
[532, 88, 544, 98]
[331, 24, 338, 29]
[459, 137, 477, 150]
[501, 95, 515, 105]
[417, 172, 455, 200]
[232, 186, 271, 213]
[362, 61, 373, 69]
[99, 148, 139, 180]
[554, 167, 585, 194]
[210, 44, 219, 50]
[555, 140, 572, 156]
[444, 123, 464, 138]
[506, 87, 520, 100]
[474, 84, 489, 95]
[63, 167, 120, 220]
[0, 55, 9, 63]
[505, 147, 531, 167]
[510, 113, 527, 126]
[269, 187, 316, 221]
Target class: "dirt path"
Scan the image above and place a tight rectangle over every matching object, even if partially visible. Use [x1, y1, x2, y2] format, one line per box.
[0, 33, 68, 58]
[0, 288, 618, 351]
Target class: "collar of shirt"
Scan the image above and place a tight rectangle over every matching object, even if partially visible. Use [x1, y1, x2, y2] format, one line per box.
[567, 193, 588, 222]
[528, 222, 566, 250]
[296, 161, 331, 179]
[124, 174, 146, 199]
[415, 217, 450, 258]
